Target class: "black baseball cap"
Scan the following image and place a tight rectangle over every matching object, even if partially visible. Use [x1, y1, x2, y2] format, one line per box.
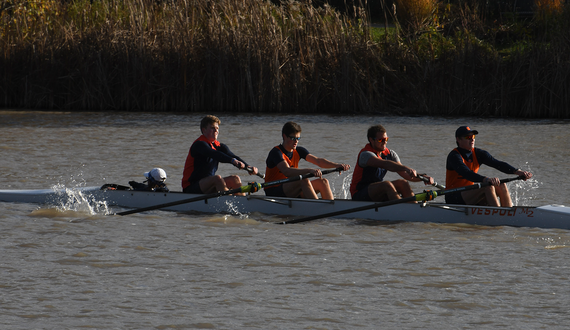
[455, 126, 479, 138]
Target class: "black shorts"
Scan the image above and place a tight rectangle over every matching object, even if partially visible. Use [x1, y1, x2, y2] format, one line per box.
[264, 185, 287, 197]
[352, 187, 372, 201]
[445, 192, 466, 204]
[183, 181, 203, 194]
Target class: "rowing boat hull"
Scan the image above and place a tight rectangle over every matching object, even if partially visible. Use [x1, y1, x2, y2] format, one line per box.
[1, 186, 569, 230]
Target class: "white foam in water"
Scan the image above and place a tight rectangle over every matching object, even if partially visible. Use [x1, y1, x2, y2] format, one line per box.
[340, 174, 352, 199]
[50, 183, 110, 215]
[510, 164, 539, 206]
[224, 199, 249, 220]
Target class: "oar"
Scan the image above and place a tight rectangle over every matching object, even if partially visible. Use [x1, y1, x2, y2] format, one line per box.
[115, 167, 342, 216]
[417, 174, 445, 190]
[115, 183, 261, 216]
[278, 176, 524, 224]
[245, 166, 265, 179]
[259, 167, 342, 189]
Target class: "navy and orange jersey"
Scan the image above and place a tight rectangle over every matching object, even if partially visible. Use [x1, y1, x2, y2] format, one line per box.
[445, 147, 481, 189]
[349, 143, 395, 197]
[264, 145, 310, 188]
[445, 147, 518, 189]
[181, 135, 247, 190]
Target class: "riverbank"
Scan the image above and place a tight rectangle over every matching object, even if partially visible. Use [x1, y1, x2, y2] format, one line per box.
[1, 0, 569, 117]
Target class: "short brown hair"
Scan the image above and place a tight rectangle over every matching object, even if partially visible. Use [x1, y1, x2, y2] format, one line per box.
[282, 121, 302, 137]
[367, 125, 386, 141]
[200, 115, 221, 131]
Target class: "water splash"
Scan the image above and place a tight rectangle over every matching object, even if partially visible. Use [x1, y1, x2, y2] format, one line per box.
[223, 198, 250, 220]
[329, 171, 352, 199]
[340, 174, 352, 199]
[510, 164, 540, 206]
[200, 198, 258, 224]
[48, 183, 110, 215]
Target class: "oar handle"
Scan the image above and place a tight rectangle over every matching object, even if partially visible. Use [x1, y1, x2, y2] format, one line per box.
[233, 163, 265, 179]
[246, 166, 265, 179]
[261, 167, 342, 189]
[417, 174, 446, 190]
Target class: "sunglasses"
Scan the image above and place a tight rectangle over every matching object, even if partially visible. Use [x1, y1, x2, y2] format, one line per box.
[288, 136, 301, 141]
[461, 135, 476, 140]
[376, 137, 389, 143]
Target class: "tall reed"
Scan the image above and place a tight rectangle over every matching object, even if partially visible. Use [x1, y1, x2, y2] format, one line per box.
[534, 0, 565, 20]
[1, 0, 387, 113]
[393, 0, 439, 32]
[1, 0, 569, 117]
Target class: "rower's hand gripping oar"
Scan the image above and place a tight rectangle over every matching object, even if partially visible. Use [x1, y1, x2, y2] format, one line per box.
[417, 174, 445, 190]
[244, 165, 265, 179]
[115, 167, 342, 216]
[232, 161, 265, 179]
[278, 176, 524, 224]
[259, 167, 342, 189]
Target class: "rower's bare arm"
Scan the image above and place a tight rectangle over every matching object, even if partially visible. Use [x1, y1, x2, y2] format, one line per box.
[276, 160, 315, 177]
[366, 156, 410, 173]
[402, 173, 434, 185]
[398, 171, 415, 181]
[365, 156, 417, 180]
[305, 154, 350, 171]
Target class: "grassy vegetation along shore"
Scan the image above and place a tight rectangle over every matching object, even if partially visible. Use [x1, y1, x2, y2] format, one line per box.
[1, 0, 569, 117]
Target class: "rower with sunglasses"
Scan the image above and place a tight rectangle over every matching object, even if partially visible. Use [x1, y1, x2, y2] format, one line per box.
[350, 124, 434, 202]
[445, 126, 533, 206]
[264, 121, 350, 200]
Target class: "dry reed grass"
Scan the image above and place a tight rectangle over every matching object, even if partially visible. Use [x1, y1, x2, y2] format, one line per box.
[393, 0, 439, 32]
[1, 0, 392, 113]
[534, 0, 565, 20]
[0, 0, 569, 117]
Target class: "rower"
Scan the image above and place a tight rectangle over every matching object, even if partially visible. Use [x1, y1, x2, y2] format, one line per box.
[350, 124, 434, 202]
[445, 126, 532, 207]
[181, 115, 259, 196]
[264, 121, 350, 200]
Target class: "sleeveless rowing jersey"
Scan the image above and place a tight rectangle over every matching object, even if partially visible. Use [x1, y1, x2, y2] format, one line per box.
[349, 144, 392, 196]
[264, 145, 304, 189]
[446, 147, 481, 189]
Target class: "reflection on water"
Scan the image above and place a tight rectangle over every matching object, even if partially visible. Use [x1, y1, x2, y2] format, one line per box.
[1, 111, 570, 329]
